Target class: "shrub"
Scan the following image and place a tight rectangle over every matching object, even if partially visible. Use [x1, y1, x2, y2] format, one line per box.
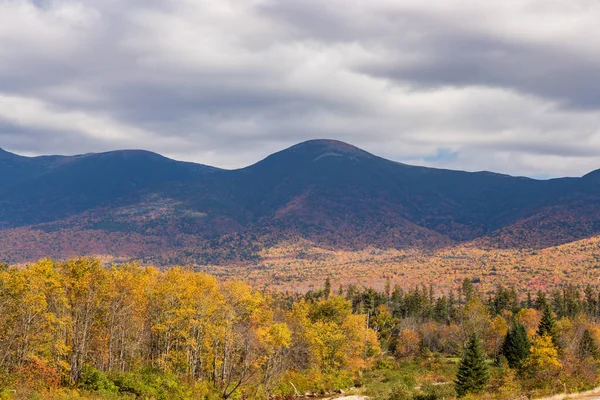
[388, 384, 413, 400]
[78, 366, 117, 394]
[111, 368, 195, 400]
[377, 358, 397, 370]
[17, 357, 60, 392]
[418, 382, 456, 400]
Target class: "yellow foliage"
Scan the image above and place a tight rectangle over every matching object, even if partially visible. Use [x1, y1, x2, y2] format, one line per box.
[516, 308, 541, 339]
[523, 335, 561, 387]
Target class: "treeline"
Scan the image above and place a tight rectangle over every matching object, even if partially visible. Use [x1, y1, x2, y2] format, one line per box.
[0, 259, 379, 399]
[312, 278, 600, 398]
[2, 260, 600, 399]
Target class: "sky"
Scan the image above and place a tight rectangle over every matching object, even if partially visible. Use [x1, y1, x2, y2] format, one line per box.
[1, 0, 599, 178]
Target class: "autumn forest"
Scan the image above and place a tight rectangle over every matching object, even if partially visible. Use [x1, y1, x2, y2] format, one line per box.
[2, 258, 600, 399]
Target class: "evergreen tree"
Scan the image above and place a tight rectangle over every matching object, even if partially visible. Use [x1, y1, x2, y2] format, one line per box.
[324, 277, 331, 299]
[434, 296, 449, 323]
[501, 323, 530, 369]
[551, 289, 565, 318]
[534, 290, 548, 311]
[578, 329, 599, 360]
[584, 285, 597, 318]
[455, 333, 490, 397]
[462, 278, 475, 302]
[537, 306, 559, 348]
[526, 291, 533, 309]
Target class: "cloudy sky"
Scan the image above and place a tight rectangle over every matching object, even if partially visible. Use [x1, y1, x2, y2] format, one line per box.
[1, 0, 599, 178]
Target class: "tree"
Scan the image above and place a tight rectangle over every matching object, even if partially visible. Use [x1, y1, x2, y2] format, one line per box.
[534, 291, 548, 311]
[394, 329, 421, 359]
[515, 308, 541, 338]
[455, 333, 489, 397]
[522, 335, 561, 387]
[488, 357, 521, 399]
[501, 323, 530, 370]
[59, 258, 109, 384]
[537, 306, 559, 348]
[324, 277, 331, 300]
[578, 329, 599, 360]
[487, 315, 509, 357]
[462, 278, 475, 302]
[462, 298, 490, 338]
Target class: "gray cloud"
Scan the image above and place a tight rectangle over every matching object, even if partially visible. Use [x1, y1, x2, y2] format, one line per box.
[0, 0, 600, 177]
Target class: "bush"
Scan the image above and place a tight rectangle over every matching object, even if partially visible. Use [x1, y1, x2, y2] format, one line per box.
[17, 357, 61, 392]
[377, 358, 397, 370]
[416, 382, 456, 400]
[111, 368, 195, 400]
[389, 384, 413, 400]
[79, 366, 117, 394]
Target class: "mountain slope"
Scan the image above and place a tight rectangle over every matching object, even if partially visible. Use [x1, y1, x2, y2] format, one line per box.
[0, 149, 216, 227]
[0, 140, 599, 264]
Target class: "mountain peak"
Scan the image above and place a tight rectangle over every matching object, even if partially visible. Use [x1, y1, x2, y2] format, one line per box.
[282, 139, 375, 163]
[246, 139, 375, 172]
[288, 139, 367, 156]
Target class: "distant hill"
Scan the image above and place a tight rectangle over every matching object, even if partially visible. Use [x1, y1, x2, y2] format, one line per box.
[0, 139, 599, 265]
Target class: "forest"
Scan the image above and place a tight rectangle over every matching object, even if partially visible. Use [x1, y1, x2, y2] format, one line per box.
[1, 258, 600, 399]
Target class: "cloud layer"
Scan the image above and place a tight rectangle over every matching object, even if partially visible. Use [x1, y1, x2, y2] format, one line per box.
[1, 0, 600, 177]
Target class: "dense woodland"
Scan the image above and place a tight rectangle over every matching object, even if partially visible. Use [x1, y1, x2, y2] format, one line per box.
[2, 259, 600, 399]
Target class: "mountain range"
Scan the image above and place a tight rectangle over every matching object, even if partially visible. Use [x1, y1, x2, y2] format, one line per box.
[1, 139, 600, 266]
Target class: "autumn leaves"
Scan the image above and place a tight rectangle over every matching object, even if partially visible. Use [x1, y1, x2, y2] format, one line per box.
[0, 259, 380, 398]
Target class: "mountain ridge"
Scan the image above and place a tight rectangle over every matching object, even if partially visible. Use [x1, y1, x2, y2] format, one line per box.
[2, 140, 595, 178]
[0, 139, 599, 265]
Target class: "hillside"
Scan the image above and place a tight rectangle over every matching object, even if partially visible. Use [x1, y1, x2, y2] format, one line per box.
[0, 139, 600, 276]
[198, 235, 600, 294]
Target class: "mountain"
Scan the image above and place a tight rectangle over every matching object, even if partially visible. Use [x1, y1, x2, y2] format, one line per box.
[0, 140, 599, 265]
[0, 149, 215, 227]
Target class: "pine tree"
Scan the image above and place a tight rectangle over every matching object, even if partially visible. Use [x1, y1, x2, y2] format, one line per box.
[455, 333, 490, 397]
[578, 329, 599, 360]
[501, 323, 530, 369]
[462, 278, 475, 302]
[534, 291, 548, 311]
[324, 277, 331, 299]
[537, 306, 559, 348]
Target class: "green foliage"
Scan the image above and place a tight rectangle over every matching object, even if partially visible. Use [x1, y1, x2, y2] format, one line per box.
[537, 307, 559, 347]
[388, 384, 413, 400]
[500, 323, 530, 369]
[78, 367, 117, 394]
[110, 369, 195, 400]
[417, 382, 456, 400]
[455, 334, 489, 397]
[376, 358, 397, 370]
[488, 357, 521, 399]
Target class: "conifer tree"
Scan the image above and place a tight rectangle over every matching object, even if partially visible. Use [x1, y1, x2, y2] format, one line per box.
[501, 323, 530, 369]
[537, 306, 559, 348]
[455, 333, 490, 397]
[324, 277, 331, 299]
[534, 291, 548, 311]
[578, 329, 599, 360]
